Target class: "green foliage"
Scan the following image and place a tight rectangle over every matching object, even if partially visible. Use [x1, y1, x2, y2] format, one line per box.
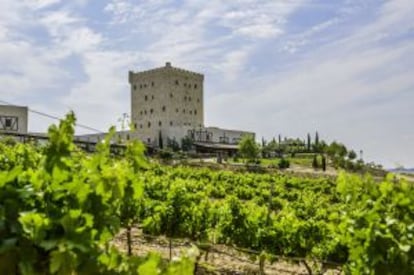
[0, 113, 195, 275]
[181, 136, 193, 152]
[166, 138, 180, 152]
[1, 114, 413, 275]
[312, 154, 319, 169]
[348, 150, 357, 160]
[278, 158, 290, 169]
[239, 135, 259, 162]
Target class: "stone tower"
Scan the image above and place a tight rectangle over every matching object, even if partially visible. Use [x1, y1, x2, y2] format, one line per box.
[129, 62, 204, 145]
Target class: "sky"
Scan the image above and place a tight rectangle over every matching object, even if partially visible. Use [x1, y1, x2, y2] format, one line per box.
[0, 0, 413, 168]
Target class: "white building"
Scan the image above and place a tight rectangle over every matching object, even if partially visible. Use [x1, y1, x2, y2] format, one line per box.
[0, 105, 28, 134]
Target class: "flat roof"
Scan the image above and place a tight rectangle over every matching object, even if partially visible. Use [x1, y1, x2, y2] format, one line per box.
[193, 142, 239, 150]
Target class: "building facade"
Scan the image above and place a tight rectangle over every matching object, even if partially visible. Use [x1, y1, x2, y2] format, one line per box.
[129, 62, 204, 145]
[77, 62, 255, 149]
[0, 105, 28, 134]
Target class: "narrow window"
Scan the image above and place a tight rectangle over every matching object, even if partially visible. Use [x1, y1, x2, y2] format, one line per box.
[148, 122, 151, 128]
[189, 110, 192, 115]
[176, 108, 179, 113]
[140, 111, 143, 115]
[170, 121, 173, 126]
[159, 121, 162, 126]
[170, 93, 173, 98]
[175, 80, 179, 85]
[145, 95, 148, 101]
[144, 110, 147, 114]
[162, 106, 166, 112]
[134, 123, 137, 129]
[150, 108, 153, 114]
[140, 84, 143, 89]
[152, 95, 154, 100]
[194, 110, 197, 115]
[183, 109, 186, 114]
[5, 118, 12, 127]
[133, 85, 137, 90]
[197, 98, 200, 103]
[127, 134, 130, 140]
[140, 124, 143, 129]
[189, 96, 191, 101]
[147, 138, 151, 143]
[151, 82, 154, 87]
[194, 84, 197, 89]
[144, 84, 147, 88]
[184, 96, 187, 101]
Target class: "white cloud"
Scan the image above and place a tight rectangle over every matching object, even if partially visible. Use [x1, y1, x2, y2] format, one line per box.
[62, 50, 140, 132]
[1, 0, 413, 167]
[23, 0, 62, 10]
[103, 0, 306, 79]
[205, 0, 414, 167]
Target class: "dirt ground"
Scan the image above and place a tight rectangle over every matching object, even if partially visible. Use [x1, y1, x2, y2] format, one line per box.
[113, 228, 343, 275]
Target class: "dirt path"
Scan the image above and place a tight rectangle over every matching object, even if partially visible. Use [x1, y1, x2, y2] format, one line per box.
[113, 228, 343, 275]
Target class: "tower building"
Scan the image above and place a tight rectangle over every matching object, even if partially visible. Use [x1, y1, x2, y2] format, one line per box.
[129, 62, 204, 145]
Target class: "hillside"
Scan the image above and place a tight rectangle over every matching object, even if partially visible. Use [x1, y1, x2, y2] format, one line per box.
[1, 114, 413, 275]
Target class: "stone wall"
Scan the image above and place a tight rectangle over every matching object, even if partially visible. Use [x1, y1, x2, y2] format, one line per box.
[129, 62, 204, 144]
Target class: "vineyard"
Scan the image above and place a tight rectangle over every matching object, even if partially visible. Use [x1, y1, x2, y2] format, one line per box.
[1, 113, 414, 275]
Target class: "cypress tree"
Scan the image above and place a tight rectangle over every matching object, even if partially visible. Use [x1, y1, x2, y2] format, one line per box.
[312, 154, 319, 169]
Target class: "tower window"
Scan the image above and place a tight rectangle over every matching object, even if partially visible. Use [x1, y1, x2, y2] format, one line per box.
[189, 110, 192, 115]
[5, 118, 12, 127]
[134, 123, 137, 129]
[159, 121, 162, 126]
[184, 96, 187, 101]
[189, 97, 191, 101]
[170, 121, 173, 126]
[140, 84, 143, 89]
[194, 110, 197, 115]
[162, 106, 166, 112]
[176, 108, 179, 113]
[144, 84, 147, 88]
[140, 124, 143, 129]
[150, 108, 153, 114]
[151, 82, 154, 86]
[147, 138, 151, 143]
[145, 95, 148, 101]
[197, 98, 200, 103]
[152, 95, 154, 100]
[140, 111, 143, 115]
[170, 93, 173, 98]
[183, 109, 186, 114]
[194, 84, 197, 89]
[175, 80, 179, 85]
[148, 122, 151, 128]
[133, 85, 137, 90]
[144, 110, 147, 115]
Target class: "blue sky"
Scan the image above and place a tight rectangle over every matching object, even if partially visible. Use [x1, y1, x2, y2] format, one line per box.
[1, 0, 413, 168]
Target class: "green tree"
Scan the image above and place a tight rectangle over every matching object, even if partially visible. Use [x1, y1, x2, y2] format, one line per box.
[181, 136, 193, 152]
[312, 154, 319, 169]
[321, 154, 327, 171]
[315, 131, 319, 147]
[238, 135, 259, 163]
[158, 130, 164, 149]
[348, 150, 357, 160]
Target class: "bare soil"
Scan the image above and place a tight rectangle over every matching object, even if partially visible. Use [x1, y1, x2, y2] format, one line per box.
[113, 228, 343, 275]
